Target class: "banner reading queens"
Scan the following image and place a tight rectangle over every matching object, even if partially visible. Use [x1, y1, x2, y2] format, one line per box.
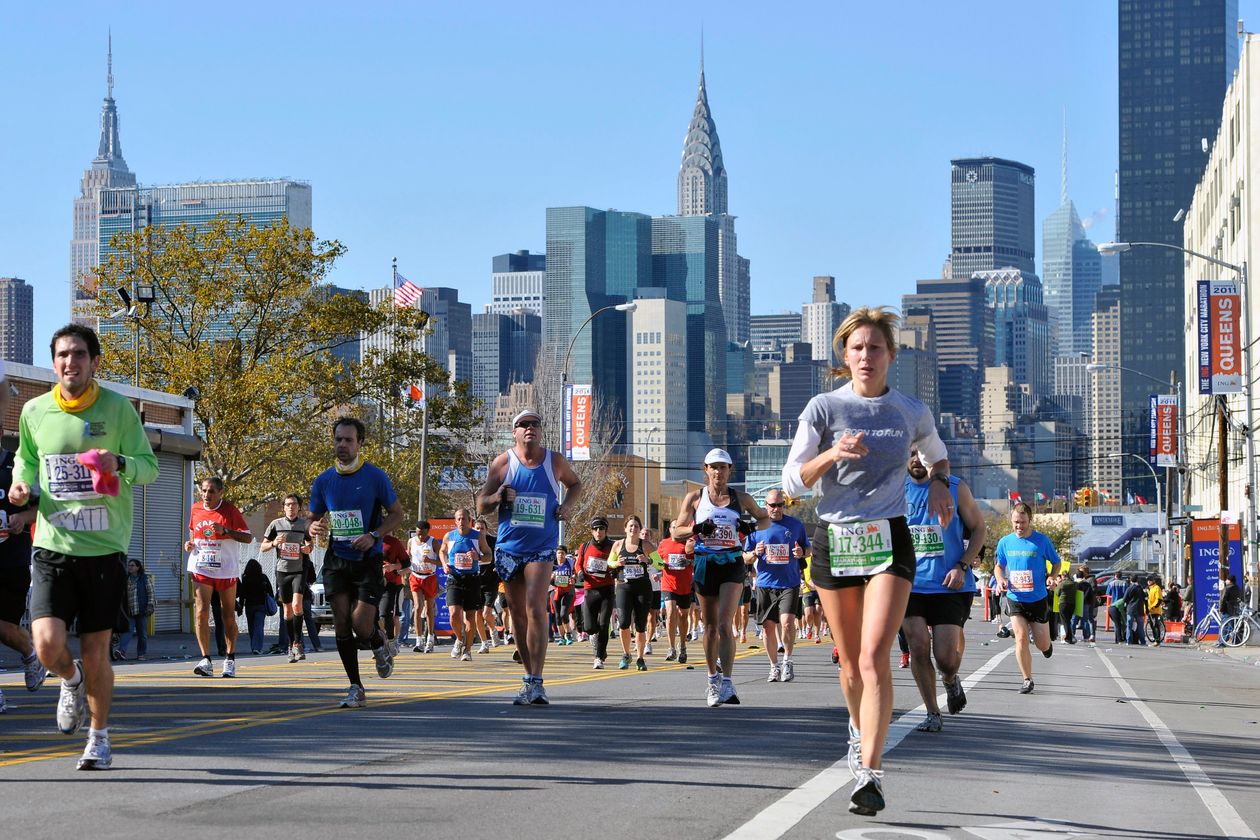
[1148, 394, 1178, 468]
[563, 383, 593, 462]
[1197, 279, 1242, 395]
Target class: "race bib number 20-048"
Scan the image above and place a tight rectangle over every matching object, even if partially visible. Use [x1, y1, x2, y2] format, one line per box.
[329, 510, 364, 539]
[828, 520, 894, 577]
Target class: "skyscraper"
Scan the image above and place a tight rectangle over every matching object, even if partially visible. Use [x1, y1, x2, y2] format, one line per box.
[472, 309, 541, 410]
[980, 269, 1051, 399]
[1042, 122, 1102, 357]
[800, 275, 851, 365]
[889, 307, 938, 416]
[486, 251, 545, 319]
[950, 157, 1036, 279]
[0, 278, 34, 364]
[1090, 288, 1122, 498]
[70, 35, 137, 328]
[363, 286, 472, 390]
[1118, 1, 1237, 479]
[902, 276, 993, 425]
[677, 55, 749, 344]
[627, 291, 688, 480]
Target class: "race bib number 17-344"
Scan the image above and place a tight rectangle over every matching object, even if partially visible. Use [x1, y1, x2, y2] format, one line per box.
[828, 520, 895, 577]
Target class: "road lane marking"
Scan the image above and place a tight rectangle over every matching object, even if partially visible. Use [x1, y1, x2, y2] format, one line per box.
[721, 645, 1014, 840]
[1094, 647, 1256, 840]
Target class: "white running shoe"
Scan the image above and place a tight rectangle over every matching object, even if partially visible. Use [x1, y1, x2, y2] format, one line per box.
[373, 645, 394, 678]
[193, 657, 213, 677]
[593, 658, 604, 670]
[848, 767, 885, 816]
[846, 722, 862, 777]
[76, 733, 113, 770]
[288, 647, 299, 663]
[221, 658, 237, 678]
[56, 663, 87, 735]
[338, 685, 366, 708]
[460, 651, 472, 662]
[513, 680, 532, 705]
[530, 681, 550, 705]
[424, 635, 435, 653]
[718, 678, 740, 705]
[451, 640, 463, 659]
[478, 641, 491, 654]
[644, 642, 653, 655]
[23, 654, 47, 692]
[706, 677, 722, 707]
[767, 664, 781, 682]
[782, 658, 795, 682]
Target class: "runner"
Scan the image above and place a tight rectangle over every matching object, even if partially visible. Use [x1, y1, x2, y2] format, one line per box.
[781, 306, 951, 815]
[185, 477, 252, 678]
[992, 502, 1058, 695]
[901, 449, 985, 733]
[800, 563, 822, 643]
[407, 521, 439, 653]
[656, 522, 695, 663]
[610, 514, 656, 671]
[308, 416, 405, 708]
[380, 530, 408, 654]
[0, 362, 47, 713]
[743, 488, 809, 683]
[474, 516, 503, 646]
[440, 508, 488, 661]
[552, 545, 577, 644]
[477, 408, 582, 705]
[10, 324, 158, 769]
[576, 516, 616, 669]
[672, 447, 769, 707]
[259, 493, 312, 663]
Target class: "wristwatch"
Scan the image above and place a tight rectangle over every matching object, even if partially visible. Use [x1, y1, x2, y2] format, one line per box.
[370, 530, 381, 541]
[931, 473, 950, 487]
[116, 455, 127, 473]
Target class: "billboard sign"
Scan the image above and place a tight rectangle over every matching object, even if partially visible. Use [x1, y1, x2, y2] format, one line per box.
[1149, 394, 1178, 467]
[563, 383, 593, 461]
[1189, 518, 1243, 637]
[1197, 279, 1242, 394]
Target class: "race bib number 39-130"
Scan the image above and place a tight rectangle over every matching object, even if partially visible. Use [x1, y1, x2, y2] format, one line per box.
[909, 524, 945, 559]
[828, 520, 895, 577]
[511, 493, 547, 528]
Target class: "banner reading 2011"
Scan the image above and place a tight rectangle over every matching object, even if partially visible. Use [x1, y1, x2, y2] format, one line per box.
[563, 383, 593, 462]
[1197, 279, 1242, 394]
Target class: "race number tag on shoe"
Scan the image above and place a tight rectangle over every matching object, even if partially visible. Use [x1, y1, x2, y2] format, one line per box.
[765, 543, 791, 565]
[510, 493, 547, 528]
[828, 520, 894, 577]
[44, 453, 100, 501]
[909, 524, 945, 559]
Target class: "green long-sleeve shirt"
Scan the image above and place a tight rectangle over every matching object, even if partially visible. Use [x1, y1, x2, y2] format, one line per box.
[14, 384, 158, 557]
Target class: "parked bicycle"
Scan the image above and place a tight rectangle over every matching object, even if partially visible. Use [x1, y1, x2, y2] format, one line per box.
[1146, 612, 1166, 645]
[1219, 606, 1260, 647]
[1193, 603, 1227, 643]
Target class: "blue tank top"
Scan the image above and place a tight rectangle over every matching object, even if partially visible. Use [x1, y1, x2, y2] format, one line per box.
[446, 528, 482, 577]
[496, 449, 562, 556]
[904, 476, 975, 594]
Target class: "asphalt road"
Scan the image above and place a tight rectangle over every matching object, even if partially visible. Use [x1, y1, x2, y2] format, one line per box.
[2, 615, 1258, 840]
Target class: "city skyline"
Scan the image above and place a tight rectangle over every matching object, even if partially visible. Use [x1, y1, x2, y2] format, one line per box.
[5, 3, 1254, 357]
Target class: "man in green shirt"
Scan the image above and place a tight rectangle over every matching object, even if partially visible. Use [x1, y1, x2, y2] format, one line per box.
[9, 324, 158, 770]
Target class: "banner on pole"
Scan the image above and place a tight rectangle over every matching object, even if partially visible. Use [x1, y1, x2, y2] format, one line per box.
[563, 384, 593, 461]
[1149, 394, 1178, 467]
[1197, 279, 1242, 394]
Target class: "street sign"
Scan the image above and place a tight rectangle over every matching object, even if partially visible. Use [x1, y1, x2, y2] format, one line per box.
[1169, 516, 1191, 527]
[1184, 504, 1204, 512]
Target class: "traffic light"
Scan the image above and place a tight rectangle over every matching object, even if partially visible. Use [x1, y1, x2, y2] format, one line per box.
[1074, 487, 1091, 508]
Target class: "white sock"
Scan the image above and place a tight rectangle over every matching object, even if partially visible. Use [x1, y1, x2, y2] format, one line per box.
[88, 726, 109, 741]
[65, 662, 83, 687]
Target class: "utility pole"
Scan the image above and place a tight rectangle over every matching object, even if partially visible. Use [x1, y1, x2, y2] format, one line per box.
[1219, 395, 1230, 582]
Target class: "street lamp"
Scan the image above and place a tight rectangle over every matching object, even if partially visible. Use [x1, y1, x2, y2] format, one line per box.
[1100, 241, 1253, 599]
[1106, 453, 1165, 581]
[643, 426, 659, 530]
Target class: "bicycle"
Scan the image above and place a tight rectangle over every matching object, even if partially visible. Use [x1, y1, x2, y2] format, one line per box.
[1193, 604, 1226, 643]
[1219, 606, 1260, 647]
[1146, 613, 1166, 645]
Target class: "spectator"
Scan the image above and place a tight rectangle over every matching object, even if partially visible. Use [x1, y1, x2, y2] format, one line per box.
[1163, 582, 1184, 622]
[1106, 574, 1128, 644]
[237, 559, 275, 655]
[1123, 576, 1147, 646]
[115, 559, 153, 660]
[1057, 572, 1078, 644]
[1220, 574, 1243, 618]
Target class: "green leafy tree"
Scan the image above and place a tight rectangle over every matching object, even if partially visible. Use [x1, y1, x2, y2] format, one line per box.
[981, 510, 1079, 573]
[87, 217, 478, 513]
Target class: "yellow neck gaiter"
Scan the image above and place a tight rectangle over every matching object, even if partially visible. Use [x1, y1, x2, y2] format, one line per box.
[335, 456, 363, 475]
[52, 381, 100, 414]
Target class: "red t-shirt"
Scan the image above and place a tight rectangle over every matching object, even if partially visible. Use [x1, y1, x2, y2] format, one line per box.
[657, 536, 695, 594]
[575, 540, 615, 589]
[382, 534, 408, 585]
[187, 500, 251, 579]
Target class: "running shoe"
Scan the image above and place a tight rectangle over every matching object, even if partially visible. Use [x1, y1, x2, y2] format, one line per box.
[644, 642, 653, 655]
[194, 657, 214, 677]
[23, 654, 47, 692]
[782, 658, 795, 682]
[846, 722, 862, 777]
[424, 635, 435, 653]
[451, 640, 463, 659]
[288, 647, 299, 664]
[678, 647, 688, 665]
[478, 641, 491, 654]
[777, 643, 785, 654]
[916, 712, 943, 733]
[513, 680, 532, 705]
[338, 685, 366, 708]
[373, 645, 394, 678]
[847, 768, 885, 816]
[767, 664, 781, 683]
[636, 657, 647, 671]
[530, 681, 550, 705]
[76, 734, 113, 771]
[618, 654, 632, 670]
[1019, 679, 1034, 694]
[222, 658, 237, 678]
[706, 677, 722, 707]
[298, 646, 306, 661]
[945, 677, 967, 714]
[718, 678, 740, 705]
[593, 658, 604, 670]
[412, 643, 423, 653]
[512, 649, 522, 663]
[899, 652, 910, 668]
[665, 648, 678, 662]
[57, 663, 87, 735]
[996, 625, 1012, 639]
[1043, 642, 1054, 659]
[460, 651, 472, 662]
[831, 646, 840, 665]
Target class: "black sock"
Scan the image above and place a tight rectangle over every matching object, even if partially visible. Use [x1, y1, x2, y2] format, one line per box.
[291, 616, 302, 644]
[336, 634, 362, 686]
[369, 629, 386, 650]
[227, 653, 235, 661]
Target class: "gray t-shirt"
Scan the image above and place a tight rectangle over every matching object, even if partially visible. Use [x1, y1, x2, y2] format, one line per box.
[265, 516, 309, 573]
[784, 383, 946, 524]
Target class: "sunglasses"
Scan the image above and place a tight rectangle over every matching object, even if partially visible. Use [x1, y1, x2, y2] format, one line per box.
[766, 502, 785, 508]
[515, 420, 541, 428]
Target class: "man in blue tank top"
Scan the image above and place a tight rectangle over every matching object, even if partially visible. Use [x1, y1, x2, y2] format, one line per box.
[477, 409, 583, 706]
[901, 449, 986, 732]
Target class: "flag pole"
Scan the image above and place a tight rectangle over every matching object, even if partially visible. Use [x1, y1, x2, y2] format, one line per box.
[418, 378, 428, 522]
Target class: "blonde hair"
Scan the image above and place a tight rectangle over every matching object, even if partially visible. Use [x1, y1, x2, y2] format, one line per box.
[830, 306, 900, 379]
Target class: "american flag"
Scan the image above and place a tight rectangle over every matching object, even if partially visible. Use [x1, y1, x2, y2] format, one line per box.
[394, 270, 423, 308]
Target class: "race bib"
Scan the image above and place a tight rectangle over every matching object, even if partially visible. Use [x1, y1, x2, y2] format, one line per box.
[416, 562, 436, 576]
[510, 493, 547, 528]
[44, 453, 99, 501]
[909, 525, 945, 559]
[707, 523, 738, 549]
[0, 509, 8, 543]
[828, 520, 894, 577]
[195, 544, 222, 571]
[329, 509, 364, 539]
[667, 553, 688, 570]
[1009, 569, 1035, 593]
[278, 541, 301, 561]
[765, 543, 791, 565]
[554, 574, 572, 587]
[453, 551, 476, 571]
[586, 557, 608, 574]
[622, 564, 645, 580]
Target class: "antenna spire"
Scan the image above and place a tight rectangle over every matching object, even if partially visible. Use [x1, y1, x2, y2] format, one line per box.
[107, 28, 114, 99]
[1061, 106, 1068, 205]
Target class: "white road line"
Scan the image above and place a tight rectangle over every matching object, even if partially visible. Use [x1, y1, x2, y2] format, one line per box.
[722, 645, 1014, 840]
[1095, 648, 1256, 840]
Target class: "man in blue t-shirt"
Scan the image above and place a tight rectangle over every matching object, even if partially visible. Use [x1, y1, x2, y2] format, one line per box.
[742, 489, 809, 683]
[1105, 574, 1129, 644]
[308, 417, 405, 709]
[993, 502, 1060, 695]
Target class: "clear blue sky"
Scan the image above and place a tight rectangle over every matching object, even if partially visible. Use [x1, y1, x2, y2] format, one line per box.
[3, 2, 1253, 358]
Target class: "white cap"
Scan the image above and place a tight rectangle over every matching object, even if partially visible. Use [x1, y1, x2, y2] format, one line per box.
[703, 447, 733, 466]
[511, 408, 542, 428]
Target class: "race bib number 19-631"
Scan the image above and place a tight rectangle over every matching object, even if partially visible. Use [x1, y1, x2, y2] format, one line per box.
[511, 493, 547, 529]
[828, 520, 894, 577]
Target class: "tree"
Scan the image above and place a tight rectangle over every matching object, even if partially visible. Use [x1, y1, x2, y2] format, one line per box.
[87, 217, 479, 513]
[981, 510, 1079, 573]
